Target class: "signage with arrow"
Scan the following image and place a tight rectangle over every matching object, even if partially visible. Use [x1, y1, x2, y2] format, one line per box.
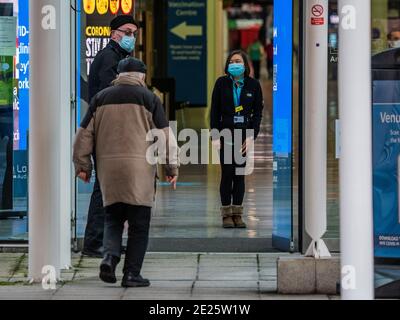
[167, 0, 207, 106]
[171, 22, 203, 40]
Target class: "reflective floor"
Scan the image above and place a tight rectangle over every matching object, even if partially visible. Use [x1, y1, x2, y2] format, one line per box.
[150, 82, 274, 239]
[0, 198, 28, 241]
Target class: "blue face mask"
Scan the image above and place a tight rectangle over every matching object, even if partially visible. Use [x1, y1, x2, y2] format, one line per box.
[119, 35, 136, 53]
[228, 63, 245, 77]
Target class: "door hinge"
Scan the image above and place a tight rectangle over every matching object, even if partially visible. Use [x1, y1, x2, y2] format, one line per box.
[70, 94, 76, 110]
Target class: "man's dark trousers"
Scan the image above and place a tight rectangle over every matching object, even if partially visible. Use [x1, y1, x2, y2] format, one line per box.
[103, 203, 151, 275]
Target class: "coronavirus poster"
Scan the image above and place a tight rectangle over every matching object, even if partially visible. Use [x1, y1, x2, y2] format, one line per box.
[77, 0, 135, 122]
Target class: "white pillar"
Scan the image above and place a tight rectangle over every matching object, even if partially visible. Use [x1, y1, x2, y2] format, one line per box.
[304, 0, 331, 258]
[338, 0, 374, 300]
[29, 0, 71, 281]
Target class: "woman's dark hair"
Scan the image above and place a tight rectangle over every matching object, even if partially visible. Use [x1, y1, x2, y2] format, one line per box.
[224, 50, 251, 77]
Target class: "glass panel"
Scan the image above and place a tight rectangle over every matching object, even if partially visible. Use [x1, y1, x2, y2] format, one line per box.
[75, 0, 138, 240]
[371, 0, 400, 259]
[325, 0, 400, 254]
[73, 0, 297, 252]
[372, 1, 400, 295]
[76, 0, 107, 239]
[372, 0, 400, 55]
[325, 0, 340, 244]
[0, 0, 29, 242]
[292, 0, 300, 250]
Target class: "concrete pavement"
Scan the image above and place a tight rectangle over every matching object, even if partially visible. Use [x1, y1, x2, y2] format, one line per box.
[0, 252, 340, 300]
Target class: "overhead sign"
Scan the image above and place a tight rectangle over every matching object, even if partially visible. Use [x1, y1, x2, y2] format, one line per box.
[171, 22, 202, 41]
[167, 0, 207, 106]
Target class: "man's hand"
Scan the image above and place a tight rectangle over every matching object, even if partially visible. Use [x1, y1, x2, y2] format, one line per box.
[78, 171, 90, 183]
[166, 176, 178, 190]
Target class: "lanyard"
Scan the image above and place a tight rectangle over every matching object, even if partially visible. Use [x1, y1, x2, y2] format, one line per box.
[233, 81, 243, 107]
[233, 87, 240, 107]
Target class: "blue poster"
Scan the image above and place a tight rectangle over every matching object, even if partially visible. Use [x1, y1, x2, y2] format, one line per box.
[272, 0, 293, 251]
[17, 0, 29, 151]
[373, 80, 400, 258]
[12, 149, 27, 199]
[167, 0, 207, 105]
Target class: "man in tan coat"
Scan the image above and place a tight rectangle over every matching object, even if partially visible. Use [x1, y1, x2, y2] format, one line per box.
[73, 58, 179, 288]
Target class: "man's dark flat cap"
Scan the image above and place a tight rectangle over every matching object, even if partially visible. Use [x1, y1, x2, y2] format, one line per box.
[110, 15, 139, 30]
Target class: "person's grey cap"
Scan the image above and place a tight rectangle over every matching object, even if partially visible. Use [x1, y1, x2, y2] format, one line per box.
[117, 57, 147, 74]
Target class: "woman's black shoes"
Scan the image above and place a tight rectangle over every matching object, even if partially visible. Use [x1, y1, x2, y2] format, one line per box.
[121, 272, 150, 288]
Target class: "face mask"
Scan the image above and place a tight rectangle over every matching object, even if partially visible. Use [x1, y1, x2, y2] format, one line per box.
[228, 63, 245, 77]
[389, 40, 400, 49]
[120, 35, 136, 53]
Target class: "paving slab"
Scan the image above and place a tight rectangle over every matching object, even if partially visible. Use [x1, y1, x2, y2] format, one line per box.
[194, 280, 259, 289]
[0, 253, 343, 300]
[191, 294, 260, 300]
[144, 280, 194, 288]
[191, 288, 260, 300]
[260, 294, 330, 300]
[52, 295, 121, 300]
[259, 280, 277, 292]
[142, 268, 197, 281]
[198, 267, 258, 281]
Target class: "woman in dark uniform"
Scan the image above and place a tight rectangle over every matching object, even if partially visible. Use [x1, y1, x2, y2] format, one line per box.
[210, 50, 264, 229]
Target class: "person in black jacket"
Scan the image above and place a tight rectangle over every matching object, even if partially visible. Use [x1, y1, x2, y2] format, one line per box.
[82, 15, 139, 258]
[210, 50, 264, 229]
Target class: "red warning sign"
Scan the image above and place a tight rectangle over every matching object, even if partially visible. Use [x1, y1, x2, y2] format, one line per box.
[311, 17, 324, 25]
[311, 4, 324, 25]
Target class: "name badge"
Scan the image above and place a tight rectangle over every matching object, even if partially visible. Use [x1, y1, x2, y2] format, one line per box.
[234, 116, 245, 124]
[235, 105, 244, 113]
